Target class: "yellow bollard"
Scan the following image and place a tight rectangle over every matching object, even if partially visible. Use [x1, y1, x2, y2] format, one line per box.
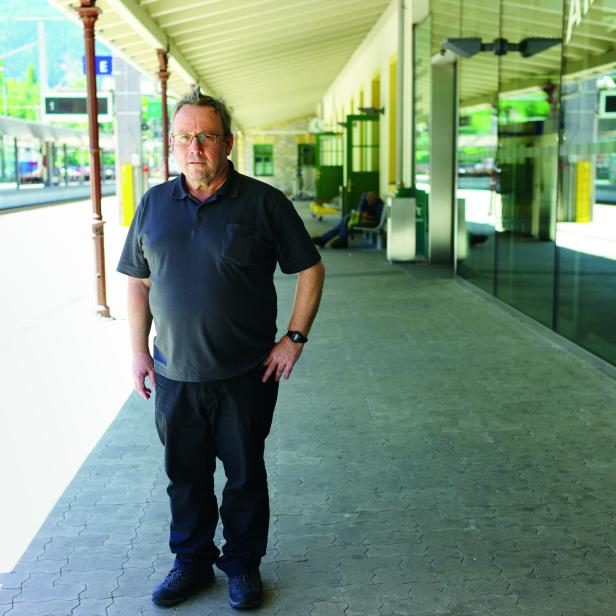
[575, 160, 592, 223]
[121, 163, 135, 227]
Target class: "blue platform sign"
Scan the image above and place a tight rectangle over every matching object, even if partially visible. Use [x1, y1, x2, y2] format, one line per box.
[82, 56, 113, 75]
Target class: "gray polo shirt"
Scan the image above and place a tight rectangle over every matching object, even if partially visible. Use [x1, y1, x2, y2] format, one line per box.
[117, 162, 321, 382]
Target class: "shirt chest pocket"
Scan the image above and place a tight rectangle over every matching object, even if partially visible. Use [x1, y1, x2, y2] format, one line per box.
[221, 223, 271, 266]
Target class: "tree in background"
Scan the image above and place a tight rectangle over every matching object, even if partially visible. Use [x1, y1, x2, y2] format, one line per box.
[0, 63, 40, 121]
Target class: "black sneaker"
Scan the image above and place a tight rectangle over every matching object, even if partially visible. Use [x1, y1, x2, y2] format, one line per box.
[152, 566, 215, 607]
[228, 570, 263, 610]
[330, 238, 348, 249]
[312, 236, 326, 247]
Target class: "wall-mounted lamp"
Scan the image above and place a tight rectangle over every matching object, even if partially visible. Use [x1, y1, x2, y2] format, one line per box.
[358, 106, 385, 115]
[442, 37, 561, 58]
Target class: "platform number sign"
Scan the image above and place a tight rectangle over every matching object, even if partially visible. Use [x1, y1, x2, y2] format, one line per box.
[82, 55, 113, 75]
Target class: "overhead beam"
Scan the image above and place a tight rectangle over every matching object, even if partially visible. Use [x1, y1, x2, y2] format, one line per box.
[104, 0, 199, 87]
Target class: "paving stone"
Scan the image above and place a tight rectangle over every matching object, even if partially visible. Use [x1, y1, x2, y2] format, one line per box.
[3, 599, 79, 615]
[275, 561, 342, 589]
[342, 583, 386, 615]
[65, 554, 127, 572]
[10, 560, 64, 577]
[8, 236, 616, 614]
[70, 598, 113, 616]
[0, 573, 27, 590]
[13, 573, 83, 603]
[58, 569, 121, 599]
[105, 595, 153, 615]
[113, 567, 154, 598]
[275, 585, 344, 614]
[309, 599, 348, 615]
[0, 588, 19, 606]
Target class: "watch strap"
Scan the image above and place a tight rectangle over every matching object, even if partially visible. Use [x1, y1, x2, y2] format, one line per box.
[286, 330, 308, 343]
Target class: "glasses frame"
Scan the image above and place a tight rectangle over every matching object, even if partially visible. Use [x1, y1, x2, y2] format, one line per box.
[170, 132, 223, 147]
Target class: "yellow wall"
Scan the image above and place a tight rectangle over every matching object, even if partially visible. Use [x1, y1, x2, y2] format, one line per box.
[388, 55, 397, 187]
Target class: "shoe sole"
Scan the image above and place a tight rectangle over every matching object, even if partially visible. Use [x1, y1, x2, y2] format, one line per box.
[229, 597, 262, 610]
[152, 594, 190, 607]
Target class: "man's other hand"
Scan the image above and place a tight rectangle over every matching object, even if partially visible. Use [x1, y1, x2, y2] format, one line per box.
[262, 336, 304, 382]
[132, 351, 156, 400]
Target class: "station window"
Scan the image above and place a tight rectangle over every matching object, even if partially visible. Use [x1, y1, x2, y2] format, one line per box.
[253, 144, 274, 176]
[298, 143, 315, 167]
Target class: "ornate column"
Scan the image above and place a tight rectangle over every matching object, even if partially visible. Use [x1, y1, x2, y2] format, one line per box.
[75, 0, 110, 317]
[157, 49, 170, 181]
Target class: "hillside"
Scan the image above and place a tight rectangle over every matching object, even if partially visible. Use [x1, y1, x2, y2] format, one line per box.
[0, 0, 111, 89]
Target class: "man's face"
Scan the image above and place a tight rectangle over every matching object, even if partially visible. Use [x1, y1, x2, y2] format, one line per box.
[170, 105, 233, 186]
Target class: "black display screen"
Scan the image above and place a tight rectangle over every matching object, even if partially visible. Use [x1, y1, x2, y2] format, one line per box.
[45, 97, 109, 115]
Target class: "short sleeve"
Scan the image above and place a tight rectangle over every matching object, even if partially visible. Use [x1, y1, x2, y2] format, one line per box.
[117, 200, 150, 278]
[270, 194, 321, 275]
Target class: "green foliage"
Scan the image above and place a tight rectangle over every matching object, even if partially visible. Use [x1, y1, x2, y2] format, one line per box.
[0, 62, 40, 120]
[498, 97, 550, 124]
[459, 108, 494, 135]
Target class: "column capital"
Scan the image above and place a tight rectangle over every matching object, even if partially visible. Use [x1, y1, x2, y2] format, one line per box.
[75, 4, 101, 30]
[156, 49, 170, 81]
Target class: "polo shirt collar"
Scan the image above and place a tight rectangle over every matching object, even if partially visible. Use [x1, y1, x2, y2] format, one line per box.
[171, 160, 240, 201]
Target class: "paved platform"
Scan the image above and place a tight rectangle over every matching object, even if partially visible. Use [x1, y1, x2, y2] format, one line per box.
[3, 230, 616, 615]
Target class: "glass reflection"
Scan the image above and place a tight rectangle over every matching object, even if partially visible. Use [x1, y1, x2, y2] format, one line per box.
[453, 0, 499, 294]
[556, 0, 616, 364]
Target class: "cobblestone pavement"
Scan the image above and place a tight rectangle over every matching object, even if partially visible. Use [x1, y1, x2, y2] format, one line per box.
[4, 226, 616, 615]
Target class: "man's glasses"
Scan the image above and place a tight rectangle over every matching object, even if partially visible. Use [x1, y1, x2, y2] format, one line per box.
[171, 133, 222, 147]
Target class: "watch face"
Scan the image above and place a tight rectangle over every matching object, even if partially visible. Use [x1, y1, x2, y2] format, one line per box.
[287, 331, 306, 343]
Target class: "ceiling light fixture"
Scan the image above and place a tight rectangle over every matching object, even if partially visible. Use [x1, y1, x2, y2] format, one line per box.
[358, 106, 385, 115]
[442, 37, 561, 58]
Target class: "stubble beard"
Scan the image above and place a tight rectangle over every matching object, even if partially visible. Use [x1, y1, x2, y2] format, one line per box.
[186, 157, 226, 187]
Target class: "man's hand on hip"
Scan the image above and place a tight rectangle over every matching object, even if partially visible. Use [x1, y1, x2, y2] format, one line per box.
[132, 351, 156, 400]
[262, 336, 304, 382]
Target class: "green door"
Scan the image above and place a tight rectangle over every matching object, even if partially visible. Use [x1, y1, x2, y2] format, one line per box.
[315, 132, 343, 201]
[343, 114, 380, 215]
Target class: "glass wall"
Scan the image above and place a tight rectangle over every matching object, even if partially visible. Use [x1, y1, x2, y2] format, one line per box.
[494, 1, 562, 327]
[413, 15, 431, 193]
[429, 0, 616, 366]
[555, 0, 616, 364]
[453, 1, 499, 295]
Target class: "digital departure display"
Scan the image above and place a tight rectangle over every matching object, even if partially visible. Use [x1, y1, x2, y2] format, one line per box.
[45, 97, 109, 115]
[605, 94, 616, 113]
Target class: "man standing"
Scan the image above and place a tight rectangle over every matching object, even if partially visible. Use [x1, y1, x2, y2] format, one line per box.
[117, 87, 324, 610]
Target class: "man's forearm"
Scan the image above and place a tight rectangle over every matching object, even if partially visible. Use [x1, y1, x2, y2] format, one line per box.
[288, 262, 325, 335]
[127, 278, 153, 355]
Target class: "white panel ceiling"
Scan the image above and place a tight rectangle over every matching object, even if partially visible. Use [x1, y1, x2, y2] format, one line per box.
[49, 0, 391, 130]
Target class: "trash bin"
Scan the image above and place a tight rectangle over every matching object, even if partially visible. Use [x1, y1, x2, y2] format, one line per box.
[386, 196, 416, 261]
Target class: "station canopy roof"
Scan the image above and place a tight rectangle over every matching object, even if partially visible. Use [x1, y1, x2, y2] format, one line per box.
[48, 0, 391, 132]
[0, 115, 114, 148]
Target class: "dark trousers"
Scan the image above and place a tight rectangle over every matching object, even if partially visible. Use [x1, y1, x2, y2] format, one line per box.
[320, 214, 351, 242]
[154, 365, 279, 577]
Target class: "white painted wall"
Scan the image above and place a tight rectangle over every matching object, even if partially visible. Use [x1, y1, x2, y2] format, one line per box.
[319, 0, 428, 197]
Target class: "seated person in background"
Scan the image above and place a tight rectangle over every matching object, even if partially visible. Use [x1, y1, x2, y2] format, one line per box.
[312, 191, 384, 249]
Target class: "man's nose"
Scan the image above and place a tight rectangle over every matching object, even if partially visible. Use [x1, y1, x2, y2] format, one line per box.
[188, 137, 204, 154]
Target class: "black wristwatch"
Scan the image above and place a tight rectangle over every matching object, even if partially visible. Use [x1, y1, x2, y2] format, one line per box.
[286, 330, 308, 343]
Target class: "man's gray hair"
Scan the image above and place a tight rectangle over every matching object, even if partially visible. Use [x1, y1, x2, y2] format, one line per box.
[173, 86, 233, 136]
